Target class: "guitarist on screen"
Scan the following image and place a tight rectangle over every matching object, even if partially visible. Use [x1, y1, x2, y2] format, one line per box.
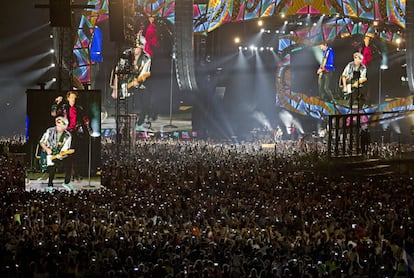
[39, 116, 73, 191]
[317, 42, 335, 102]
[111, 36, 151, 100]
[129, 39, 153, 126]
[341, 52, 367, 106]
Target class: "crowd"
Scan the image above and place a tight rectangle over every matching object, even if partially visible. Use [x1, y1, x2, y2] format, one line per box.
[1, 135, 414, 277]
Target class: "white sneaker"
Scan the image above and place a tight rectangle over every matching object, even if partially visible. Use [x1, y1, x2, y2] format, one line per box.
[62, 183, 74, 191]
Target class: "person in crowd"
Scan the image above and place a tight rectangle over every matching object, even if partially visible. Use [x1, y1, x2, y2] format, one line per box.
[38, 116, 72, 190]
[341, 52, 367, 107]
[51, 90, 90, 182]
[317, 42, 335, 102]
[1, 136, 414, 277]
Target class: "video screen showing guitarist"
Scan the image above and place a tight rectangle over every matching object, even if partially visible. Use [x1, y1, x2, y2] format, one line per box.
[131, 43, 153, 126]
[317, 42, 335, 102]
[39, 116, 73, 191]
[341, 52, 367, 106]
[111, 40, 153, 126]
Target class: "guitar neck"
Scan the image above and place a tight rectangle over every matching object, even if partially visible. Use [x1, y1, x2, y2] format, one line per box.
[50, 149, 75, 160]
[126, 72, 151, 89]
[320, 49, 330, 69]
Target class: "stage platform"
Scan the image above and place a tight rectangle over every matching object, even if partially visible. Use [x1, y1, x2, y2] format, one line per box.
[26, 176, 103, 192]
[101, 112, 192, 133]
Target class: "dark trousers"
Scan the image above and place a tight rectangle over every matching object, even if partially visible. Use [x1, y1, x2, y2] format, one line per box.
[67, 132, 89, 181]
[318, 71, 334, 101]
[47, 159, 71, 186]
[133, 87, 153, 125]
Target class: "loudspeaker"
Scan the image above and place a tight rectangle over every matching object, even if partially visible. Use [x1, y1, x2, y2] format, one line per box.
[50, 0, 71, 27]
[175, 0, 198, 91]
[406, 0, 414, 92]
[108, 0, 125, 42]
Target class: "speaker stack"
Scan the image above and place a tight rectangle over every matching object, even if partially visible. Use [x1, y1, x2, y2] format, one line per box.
[108, 0, 125, 42]
[50, 0, 71, 27]
[174, 0, 198, 91]
[406, 0, 414, 92]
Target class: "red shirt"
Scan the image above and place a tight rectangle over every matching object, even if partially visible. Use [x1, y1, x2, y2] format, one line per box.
[68, 106, 77, 131]
[362, 46, 372, 67]
[144, 23, 159, 57]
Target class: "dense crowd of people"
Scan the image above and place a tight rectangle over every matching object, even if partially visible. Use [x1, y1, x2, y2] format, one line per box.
[1, 135, 414, 277]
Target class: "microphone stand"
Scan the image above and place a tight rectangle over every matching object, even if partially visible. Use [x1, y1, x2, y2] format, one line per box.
[348, 71, 361, 155]
[355, 71, 361, 154]
[88, 133, 92, 187]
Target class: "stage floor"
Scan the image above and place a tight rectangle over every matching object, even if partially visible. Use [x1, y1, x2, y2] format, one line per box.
[26, 175, 103, 192]
[101, 112, 192, 133]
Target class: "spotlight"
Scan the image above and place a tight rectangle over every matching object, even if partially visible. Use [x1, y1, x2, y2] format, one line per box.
[50, 49, 55, 53]
[51, 63, 55, 67]
[44, 78, 57, 89]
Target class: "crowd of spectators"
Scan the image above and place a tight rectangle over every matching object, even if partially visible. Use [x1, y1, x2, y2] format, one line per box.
[1, 135, 414, 277]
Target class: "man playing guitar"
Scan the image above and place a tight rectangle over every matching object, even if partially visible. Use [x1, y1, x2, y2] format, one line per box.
[128, 42, 153, 125]
[341, 52, 367, 105]
[39, 116, 73, 190]
[317, 42, 335, 102]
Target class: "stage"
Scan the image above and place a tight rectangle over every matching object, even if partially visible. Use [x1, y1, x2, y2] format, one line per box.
[25, 176, 103, 192]
[101, 110, 193, 137]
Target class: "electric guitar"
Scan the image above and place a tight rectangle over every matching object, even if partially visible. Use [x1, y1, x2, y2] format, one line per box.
[343, 78, 367, 96]
[39, 149, 75, 172]
[125, 72, 151, 90]
[317, 49, 330, 76]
